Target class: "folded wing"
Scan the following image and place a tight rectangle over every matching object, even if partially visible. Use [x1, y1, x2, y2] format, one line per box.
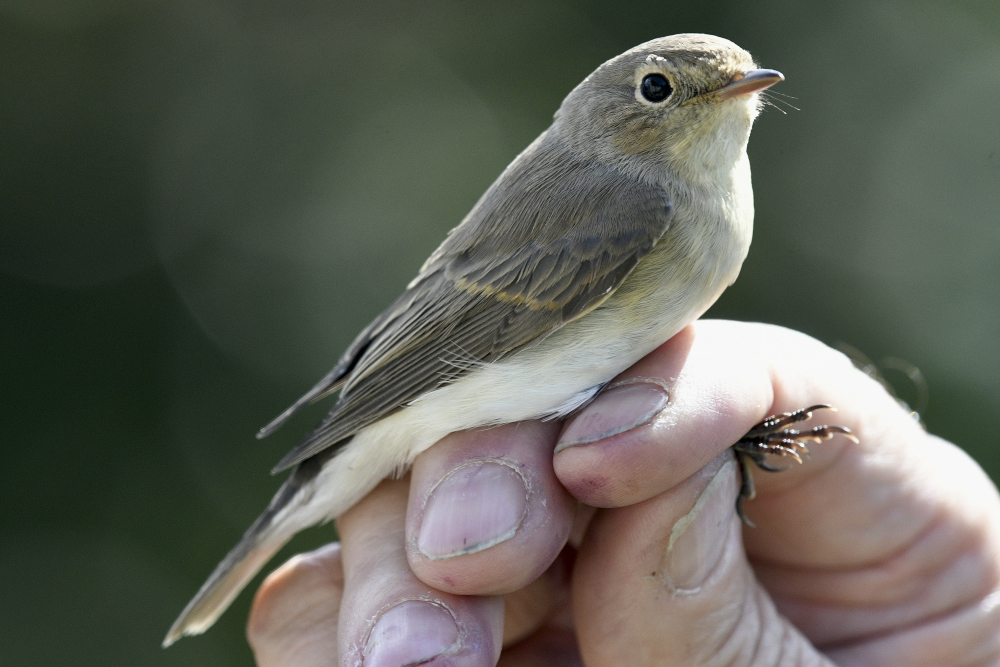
[268, 134, 674, 472]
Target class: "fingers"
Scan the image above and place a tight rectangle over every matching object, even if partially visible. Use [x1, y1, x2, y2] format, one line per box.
[249, 421, 578, 665]
[337, 478, 504, 667]
[823, 587, 1000, 666]
[499, 544, 574, 646]
[553, 319, 929, 556]
[405, 421, 577, 596]
[752, 435, 1000, 653]
[572, 453, 831, 665]
[247, 543, 344, 667]
[558, 320, 1000, 658]
[246, 518, 574, 667]
[554, 324, 774, 508]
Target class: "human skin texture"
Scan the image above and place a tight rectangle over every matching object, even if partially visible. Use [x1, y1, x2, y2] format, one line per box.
[247, 321, 1000, 666]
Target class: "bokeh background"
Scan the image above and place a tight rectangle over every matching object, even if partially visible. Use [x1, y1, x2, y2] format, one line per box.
[2, 0, 999, 663]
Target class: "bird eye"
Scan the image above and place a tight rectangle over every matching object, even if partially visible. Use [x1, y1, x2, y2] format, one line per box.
[640, 73, 672, 102]
[639, 74, 674, 102]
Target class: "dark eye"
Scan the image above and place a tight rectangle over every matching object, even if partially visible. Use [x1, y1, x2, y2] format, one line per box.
[640, 73, 672, 102]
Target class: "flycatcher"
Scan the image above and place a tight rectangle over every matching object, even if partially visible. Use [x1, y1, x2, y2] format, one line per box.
[166, 33, 799, 645]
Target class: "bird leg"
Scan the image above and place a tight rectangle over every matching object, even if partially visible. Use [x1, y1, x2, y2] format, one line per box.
[732, 404, 857, 526]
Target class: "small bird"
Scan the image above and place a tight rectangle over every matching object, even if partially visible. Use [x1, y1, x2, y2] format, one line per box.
[166, 33, 794, 645]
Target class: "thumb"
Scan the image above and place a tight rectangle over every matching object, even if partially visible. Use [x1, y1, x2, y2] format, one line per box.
[572, 453, 834, 666]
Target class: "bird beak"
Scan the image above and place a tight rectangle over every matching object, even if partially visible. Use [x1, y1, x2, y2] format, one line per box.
[700, 69, 784, 102]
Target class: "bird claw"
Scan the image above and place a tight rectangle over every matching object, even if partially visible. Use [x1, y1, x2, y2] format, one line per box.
[732, 405, 856, 526]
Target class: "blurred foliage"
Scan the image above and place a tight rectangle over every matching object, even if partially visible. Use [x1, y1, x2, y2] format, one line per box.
[2, 0, 998, 663]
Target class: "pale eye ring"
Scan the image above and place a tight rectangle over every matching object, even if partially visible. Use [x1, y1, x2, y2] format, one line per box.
[640, 73, 672, 102]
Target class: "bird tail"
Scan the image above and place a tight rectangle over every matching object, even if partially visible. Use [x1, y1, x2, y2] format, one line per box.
[162, 457, 324, 647]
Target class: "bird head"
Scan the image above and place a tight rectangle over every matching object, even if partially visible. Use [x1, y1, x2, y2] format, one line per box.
[554, 34, 783, 186]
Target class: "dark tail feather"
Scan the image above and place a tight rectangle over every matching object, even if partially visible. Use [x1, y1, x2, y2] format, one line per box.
[163, 460, 321, 647]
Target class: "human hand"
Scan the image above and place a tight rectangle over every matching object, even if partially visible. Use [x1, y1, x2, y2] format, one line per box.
[247, 421, 584, 666]
[246, 321, 1000, 665]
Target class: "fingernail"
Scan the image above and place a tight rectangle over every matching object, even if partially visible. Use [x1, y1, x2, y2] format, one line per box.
[555, 380, 668, 453]
[417, 461, 527, 559]
[364, 600, 459, 667]
[662, 458, 737, 593]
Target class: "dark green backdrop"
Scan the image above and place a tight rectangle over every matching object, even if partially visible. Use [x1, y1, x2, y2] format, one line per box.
[3, 1, 998, 664]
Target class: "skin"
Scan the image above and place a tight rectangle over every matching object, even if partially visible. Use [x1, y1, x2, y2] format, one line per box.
[246, 321, 1000, 665]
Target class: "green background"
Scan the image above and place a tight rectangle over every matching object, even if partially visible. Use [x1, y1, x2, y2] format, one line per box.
[2, 0, 998, 664]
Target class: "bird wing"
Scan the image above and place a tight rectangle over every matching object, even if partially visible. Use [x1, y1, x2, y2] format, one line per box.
[268, 136, 673, 472]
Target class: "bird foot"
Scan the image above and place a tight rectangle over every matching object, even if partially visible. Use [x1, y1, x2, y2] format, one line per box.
[732, 404, 858, 526]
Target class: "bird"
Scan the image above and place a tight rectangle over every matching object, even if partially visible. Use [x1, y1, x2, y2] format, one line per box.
[165, 33, 787, 646]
